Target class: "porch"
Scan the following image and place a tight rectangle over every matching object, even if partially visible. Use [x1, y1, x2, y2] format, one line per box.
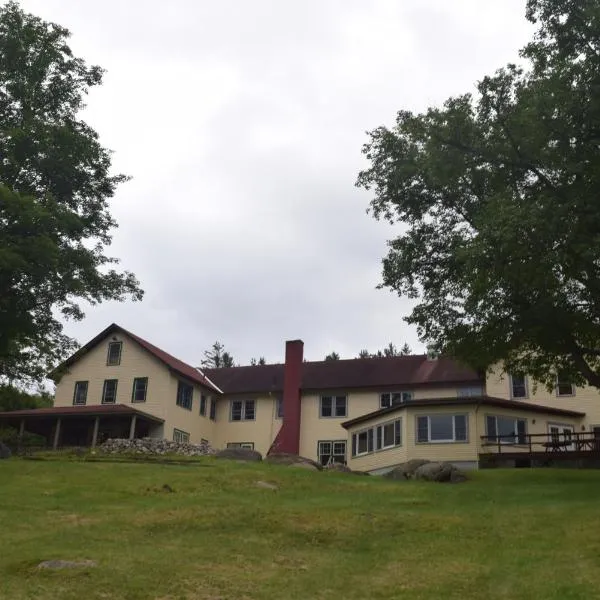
[0, 404, 164, 450]
[479, 431, 600, 466]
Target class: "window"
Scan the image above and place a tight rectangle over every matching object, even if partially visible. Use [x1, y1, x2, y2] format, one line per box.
[226, 442, 255, 449]
[210, 398, 216, 421]
[173, 429, 190, 443]
[176, 381, 193, 410]
[230, 399, 256, 421]
[320, 395, 347, 418]
[416, 414, 468, 443]
[318, 440, 347, 466]
[510, 373, 528, 398]
[131, 377, 148, 403]
[457, 386, 484, 398]
[556, 373, 574, 397]
[200, 394, 207, 416]
[276, 396, 284, 418]
[106, 341, 122, 366]
[351, 419, 402, 457]
[486, 415, 527, 444]
[102, 379, 118, 404]
[73, 381, 88, 405]
[380, 391, 412, 409]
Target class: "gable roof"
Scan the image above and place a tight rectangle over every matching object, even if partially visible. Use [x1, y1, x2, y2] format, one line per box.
[204, 355, 482, 395]
[50, 324, 222, 394]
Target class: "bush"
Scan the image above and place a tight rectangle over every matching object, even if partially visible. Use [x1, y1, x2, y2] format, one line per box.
[0, 427, 46, 448]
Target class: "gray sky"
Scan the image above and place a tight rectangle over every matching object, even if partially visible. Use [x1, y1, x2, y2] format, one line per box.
[21, 0, 533, 365]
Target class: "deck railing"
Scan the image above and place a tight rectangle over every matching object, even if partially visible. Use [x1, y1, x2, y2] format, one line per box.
[480, 431, 600, 455]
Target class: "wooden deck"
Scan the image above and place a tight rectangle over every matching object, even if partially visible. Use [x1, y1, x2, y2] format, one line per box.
[479, 432, 600, 464]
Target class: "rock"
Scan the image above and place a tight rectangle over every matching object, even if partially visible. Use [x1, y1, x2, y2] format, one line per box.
[265, 452, 323, 471]
[384, 459, 431, 480]
[0, 442, 11, 459]
[214, 447, 263, 462]
[289, 461, 319, 471]
[98, 437, 215, 457]
[414, 461, 467, 483]
[324, 462, 352, 473]
[37, 560, 97, 570]
[255, 480, 278, 490]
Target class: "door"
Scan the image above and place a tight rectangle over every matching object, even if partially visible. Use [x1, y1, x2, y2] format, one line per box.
[549, 425, 574, 451]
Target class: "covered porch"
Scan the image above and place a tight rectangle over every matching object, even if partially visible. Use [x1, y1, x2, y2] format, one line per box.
[0, 404, 164, 450]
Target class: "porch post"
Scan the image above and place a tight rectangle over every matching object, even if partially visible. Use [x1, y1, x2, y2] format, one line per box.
[53, 418, 61, 450]
[91, 417, 100, 448]
[19, 419, 25, 437]
[129, 415, 137, 440]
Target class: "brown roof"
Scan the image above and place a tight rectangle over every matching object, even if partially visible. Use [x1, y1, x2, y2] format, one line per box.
[0, 404, 164, 422]
[204, 355, 482, 395]
[341, 396, 586, 429]
[50, 324, 222, 394]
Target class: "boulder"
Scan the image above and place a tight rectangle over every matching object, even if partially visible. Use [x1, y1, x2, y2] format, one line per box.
[414, 461, 467, 483]
[0, 442, 11, 459]
[265, 452, 323, 471]
[214, 447, 263, 462]
[324, 462, 352, 473]
[289, 461, 319, 471]
[99, 437, 215, 457]
[384, 459, 431, 480]
[255, 480, 279, 490]
[37, 560, 97, 570]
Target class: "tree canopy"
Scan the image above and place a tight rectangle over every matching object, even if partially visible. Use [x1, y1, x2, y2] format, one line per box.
[358, 343, 412, 358]
[201, 342, 235, 368]
[357, 0, 600, 390]
[324, 352, 340, 361]
[0, 2, 142, 383]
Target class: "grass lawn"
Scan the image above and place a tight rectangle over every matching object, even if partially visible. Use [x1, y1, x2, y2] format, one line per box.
[2, 459, 600, 600]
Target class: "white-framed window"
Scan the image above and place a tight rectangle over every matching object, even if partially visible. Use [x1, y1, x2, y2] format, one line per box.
[556, 373, 575, 397]
[276, 396, 284, 418]
[320, 395, 347, 418]
[200, 394, 207, 416]
[230, 399, 256, 421]
[106, 341, 122, 366]
[176, 381, 193, 410]
[317, 440, 347, 466]
[73, 381, 88, 405]
[101, 379, 118, 404]
[173, 429, 190, 443]
[510, 373, 528, 399]
[416, 414, 468, 443]
[131, 377, 148, 403]
[485, 415, 527, 444]
[226, 442, 254, 449]
[351, 419, 402, 457]
[380, 391, 412, 409]
[457, 386, 484, 398]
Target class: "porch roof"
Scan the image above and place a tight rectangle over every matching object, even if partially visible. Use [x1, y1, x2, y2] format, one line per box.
[0, 404, 164, 423]
[341, 395, 586, 429]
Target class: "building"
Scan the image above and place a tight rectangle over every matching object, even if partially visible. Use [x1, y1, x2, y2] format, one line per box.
[1, 323, 599, 472]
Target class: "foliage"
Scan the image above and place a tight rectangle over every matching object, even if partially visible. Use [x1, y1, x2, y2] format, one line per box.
[324, 351, 340, 361]
[0, 384, 53, 412]
[358, 342, 412, 358]
[0, 426, 45, 447]
[1, 461, 600, 599]
[250, 357, 266, 366]
[201, 341, 235, 368]
[357, 0, 600, 389]
[0, 2, 143, 384]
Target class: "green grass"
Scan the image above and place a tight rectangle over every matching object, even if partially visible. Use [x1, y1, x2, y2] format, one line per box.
[2, 459, 600, 600]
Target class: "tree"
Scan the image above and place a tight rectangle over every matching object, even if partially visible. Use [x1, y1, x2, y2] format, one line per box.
[357, 0, 600, 390]
[201, 342, 235, 368]
[0, 384, 53, 412]
[250, 357, 266, 366]
[324, 352, 340, 361]
[0, 3, 142, 384]
[357, 343, 412, 358]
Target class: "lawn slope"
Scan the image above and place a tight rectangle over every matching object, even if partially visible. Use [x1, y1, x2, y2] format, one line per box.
[1, 459, 600, 600]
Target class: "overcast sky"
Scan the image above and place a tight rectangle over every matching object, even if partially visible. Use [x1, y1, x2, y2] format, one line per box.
[21, 0, 533, 366]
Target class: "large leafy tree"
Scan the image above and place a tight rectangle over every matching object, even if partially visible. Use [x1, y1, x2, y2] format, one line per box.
[0, 3, 142, 383]
[357, 0, 600, 389]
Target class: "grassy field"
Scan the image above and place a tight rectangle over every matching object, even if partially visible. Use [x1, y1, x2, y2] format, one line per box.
[2, 459, 600, 600]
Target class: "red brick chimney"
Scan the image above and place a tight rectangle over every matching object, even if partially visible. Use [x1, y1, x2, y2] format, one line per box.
[270, 339, 303, 455]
